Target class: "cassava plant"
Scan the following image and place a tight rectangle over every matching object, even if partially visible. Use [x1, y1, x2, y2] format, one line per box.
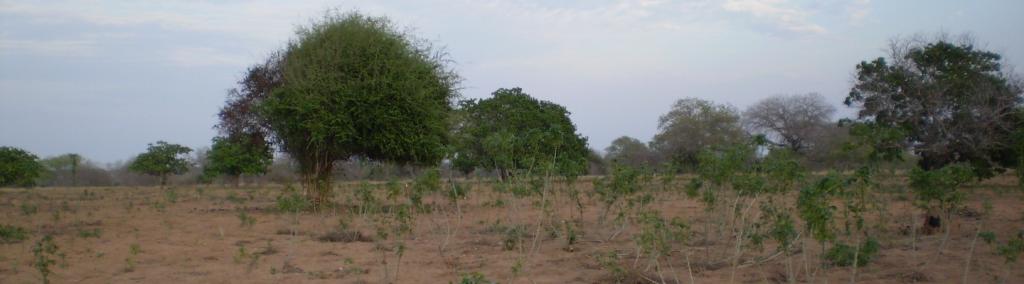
[909, 163, 975, 254]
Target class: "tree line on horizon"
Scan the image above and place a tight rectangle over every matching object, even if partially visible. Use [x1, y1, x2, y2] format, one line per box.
[2, 12, 1022, 205]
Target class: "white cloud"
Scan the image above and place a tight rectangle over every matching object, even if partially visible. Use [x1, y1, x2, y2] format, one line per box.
[721, 0, 826, 35]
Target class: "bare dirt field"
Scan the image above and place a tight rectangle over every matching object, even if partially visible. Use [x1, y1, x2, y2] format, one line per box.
[1, 176, 1022, 283]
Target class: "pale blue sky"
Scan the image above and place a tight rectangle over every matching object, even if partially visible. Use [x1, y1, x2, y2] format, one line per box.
[2, 0, 1022, 164]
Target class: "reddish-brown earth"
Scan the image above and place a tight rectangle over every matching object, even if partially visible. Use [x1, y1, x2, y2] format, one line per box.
[1, 176, 1022, 283]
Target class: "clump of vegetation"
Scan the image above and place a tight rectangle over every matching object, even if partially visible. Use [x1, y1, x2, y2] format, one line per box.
[502, 224, 528, 251]
[238, 211, 256, 228]
[21, 203, 38, 216]
[125, 243, 141, 272]
[276, 187, 310, 213]
[77, 228, 101, 239]
[164, 188, 179, 203]
[128, 141, 192, 187]
[455, 272, 494, 284]
[825, 238, 880, 267]
[0, 146, 46, 187]
[32, 235, 60, 284]
[0, 224, 29, 243]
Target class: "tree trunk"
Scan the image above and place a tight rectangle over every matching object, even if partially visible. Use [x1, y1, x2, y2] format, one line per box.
[309, 164, 333, 211]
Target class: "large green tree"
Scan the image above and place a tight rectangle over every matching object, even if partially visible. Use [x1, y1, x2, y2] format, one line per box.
[651, 98, 747, 171]
[452, 87, 589, 179]
[844, 36, 1023, 177]
[255, 12, 459, 208]
[0, 146, 45, 187]
[129, 141, 193, 187]
[203, 136, 273, 186]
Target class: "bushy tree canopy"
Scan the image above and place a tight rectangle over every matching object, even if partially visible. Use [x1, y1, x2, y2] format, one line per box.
[452, 87, 589, 179]
[0, 146, 44, 187]
[651, 98, 746, 171]
[844, 35, 1023, 177]
[250, 12, 459, 207]
[129, 141, 192, 186]
[202, 136, 273, 185]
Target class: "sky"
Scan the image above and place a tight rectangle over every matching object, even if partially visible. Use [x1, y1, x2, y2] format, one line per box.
[1, 0, 1023, 165]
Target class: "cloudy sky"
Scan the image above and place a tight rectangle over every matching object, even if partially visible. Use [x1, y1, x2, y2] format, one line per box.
[1, 0, 1022, 164]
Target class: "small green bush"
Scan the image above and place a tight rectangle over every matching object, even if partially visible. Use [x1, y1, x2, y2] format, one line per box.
[825, 237, 880, 267]
[33, 235, 59, 284]
[0, 224, 29, 243]
[455, 272, 494, 284]
[21, 203, 38, 216]
[77, 228, 102, 239]
[276, 189, 309, 213]
[238, 211, 256, 228]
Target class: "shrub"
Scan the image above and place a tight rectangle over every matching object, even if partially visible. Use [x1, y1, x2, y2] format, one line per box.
[32, 235, 59, 284]
[825, 237, 880, 267]
[0, 224, 29, 243]
[276, 189, 309, 213]
[456, 272, 494, 284]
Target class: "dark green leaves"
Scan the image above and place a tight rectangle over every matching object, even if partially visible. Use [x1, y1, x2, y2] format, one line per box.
[0, 146, 45, 187]
[203, 136, 273, 180]
[128, 141, 192, 184]
[262, 12, 458, 170]
[452, 87, 589, 177]
[844, 37, 1023, 178]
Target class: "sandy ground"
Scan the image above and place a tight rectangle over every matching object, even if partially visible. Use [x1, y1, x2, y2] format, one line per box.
[1, 176, 1022, 283]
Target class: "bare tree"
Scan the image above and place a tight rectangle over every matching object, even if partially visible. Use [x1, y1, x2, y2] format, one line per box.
[742, 93, 836, 154]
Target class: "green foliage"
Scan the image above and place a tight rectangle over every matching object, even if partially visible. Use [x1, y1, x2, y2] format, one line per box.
[824, 237, 880, 267]
[0, 146, 45, 187]
[238, 211, 256, 228]
[446, 181, 470, 204]
[409, 168, 441, 209]
[164, 188, 178, 204]
[128, 141, 192, 186]
[593, 165, 644, 210]
[38, 153, 83, 186]
[203, 136, 272, 183]
[909, 163, 975, 215]
[633, 211, 689, 258]
[452, 87, 589, 178]
[844, 37, 1023, 177]
[980, 231, 997, 245]
[258, 12, 458, 208]
[32, 235, 59, 284]
[0, 224, 29, 243]
[595, 251, 628, 282]
[995, 233, 1024, 264]
[77, 228, 101, 239]
[650, 98, 745, 171]
[276, 187, 310, 213]
[844, 121, 907, 164]
[798, 173, 844, 243]
[455, 272, 494, 284]
[354, 181, 380, 214]
[502, 224, 528, 251]
[21, 203, 38, 216]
